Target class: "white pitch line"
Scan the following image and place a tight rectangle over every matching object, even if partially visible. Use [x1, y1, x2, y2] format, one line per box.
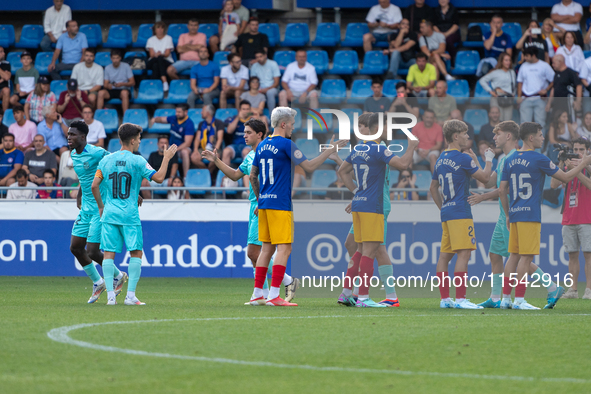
[47, 315, 591, 384]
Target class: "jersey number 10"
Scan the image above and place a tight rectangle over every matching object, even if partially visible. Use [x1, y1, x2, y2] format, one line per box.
[108, 172, 131, 200]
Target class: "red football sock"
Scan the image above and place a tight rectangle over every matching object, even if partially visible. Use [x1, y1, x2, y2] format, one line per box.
[344, 251, 362, 290]
[358, 256, 374, 295]
[254, 266, 268, 290]
[271, 264, 286, 289]
[437, 272, 450, 299]
[502, 275, 514, 296]
[454, 271, 467, 299]
[515, 282, 527, 298]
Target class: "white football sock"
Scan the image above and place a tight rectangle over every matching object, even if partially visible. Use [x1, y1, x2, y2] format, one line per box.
[268, 286, 280, 300]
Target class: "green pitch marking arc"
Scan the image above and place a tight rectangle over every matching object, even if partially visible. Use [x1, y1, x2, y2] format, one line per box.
[47, 315, 591, 384]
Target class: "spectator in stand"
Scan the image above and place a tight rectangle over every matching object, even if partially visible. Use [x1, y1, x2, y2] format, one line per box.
[71, 49, 103, 108]
[167, 19, 207, 80]
[411, 109, 442, 173]
[223, 100, 252, 166]
[556, 31, 586, 75]
[218, 0, 241, 51]
[25, 76, 57, 124]
[36, 169, 62, 199]
[0, 110, 7, 147]
[37, 105, 68, 161]
[6, 169, 37, 199]
[57, 79, 89, 125]
[384, 18, 418, 79]
[48, 20, 87, 81]
[146, 21, 175, 92]
[9, 105, 37, 152]
[97, 50, 134, 113]
[0, 46, 11, 112]
[433, 0, 461, 60]
[220, 53, 249, 109]
[250, 50, 280, 114]
[420, 20, 454, 81]
[404, 0, 433, 35]
[518, 48, 555, 128]
[150, 103, 194, 178]
[9, 52, 39, 108]
[191, 104, 224, 172]
[210, 0, 248, 52]
[235, 17, 269, 66]
[364, 77, 391, 113]
[478, 106, 502, 147]
[450, 109, 475, 149]
[542, 18, 566, 59]
[547, 54, 582, 121]
[516, 20, 550, 63]
[478, 52, 517, 121]
[363, 0, 403, 53]
[24, 134, 58, 186]
[428, 81, 457, 124]
[551, 0, 584, 46]
[81, 105, 106, 147]
[167, 176, 190, 200]
[41, 0, 72, 52]
[548, 109, 578, 143]
[240, 77, 266, 114]
[0, 133, 24, 186]
[477, 15, 513, 77]
[279, 50, 319, 108]
[388, 81, 420, 122]
[141, 135, 179, 199]
[406, 52, 436, 97]
[188, 47, 220, 108]
[390, 169, 419, 200]
[577, 111, 591, 138]
[232, 0, 250, 35]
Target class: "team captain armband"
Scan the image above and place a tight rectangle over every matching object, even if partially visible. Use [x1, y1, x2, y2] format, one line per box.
[95, 169, 103, 179]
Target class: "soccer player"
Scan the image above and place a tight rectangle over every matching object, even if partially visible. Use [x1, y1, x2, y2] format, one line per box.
[68, 120, 128, 304]
[202, 119, 300, 302]
[338, 113, 419, 307]
[249, 107, 345, 306]
[91, 123, 177, 305]
[499, 122, 591, 310]
[430, 119, 494, 309]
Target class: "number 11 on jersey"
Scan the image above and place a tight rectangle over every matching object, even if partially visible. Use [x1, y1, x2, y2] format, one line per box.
[260, 159, 275, 185]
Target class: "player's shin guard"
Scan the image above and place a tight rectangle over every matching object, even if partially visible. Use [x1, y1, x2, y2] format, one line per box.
[358, 256, 374, 298]
[344, 252, 362, 290]
[112, 264, 122, 278]
[515, 282, 527, 298]
[436, 272, 450, 299]
[83, 263, 102, 283]
[254, 266, 268, 289]
[503, 276, 515, 297]
[127, 257, 142, 292]
[378, 264, 397, 299]
[103, 259, 115, 291]
[454, 271, 467, 300]
[532, 267, 557, 292]
[491, 273, 503, 299]
[271, 264, 286, 288]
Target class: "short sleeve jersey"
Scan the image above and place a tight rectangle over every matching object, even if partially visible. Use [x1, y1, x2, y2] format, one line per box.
[501, 150, 559, 223]
[344, 141, 395, 214]
[166, 116, 196, 147]
[96, 150, 156, 226]
[238, 149, 256, 203]
[225, 116, 250, 146]
[0, 148, 24, 178]
[495, 148, 516, 219]
[252, 135, 307, 211]
[71, 144, 109, 214]
[432, 149, 478, 222]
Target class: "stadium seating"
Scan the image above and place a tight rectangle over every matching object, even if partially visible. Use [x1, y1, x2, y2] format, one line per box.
[446, 79, 470, 105]
[392, 139, 409, 154]
[79, 24, 103, 48]
[123, 109, 149, 130]
[258, 23, 280, 47]
[134, 80, 164, 105]
[281, 23, 310, 47]
[273, 50, 295, 72]
[7, 51, 22, 70]
[188, 108, 203, 126]
[186, 169, 211, 195]
[463, 23, 490, 48]
[34, 52, 54, 75]
[168, 24, 189, 46]
[213, 51, 231, 68]
[139, 138, 158, 159]
[50, 80, 68, 97]
[95, 51, 112, 67]
[163, 80, 191, 104]
[15, 25, 44, 49]
[214, 170, 243, 195]
[308, 108, 334, 133]
[311, 170, 337, 196]
[148, 108, 176, 132]
[329, 50, 359, 75]
[414, 170, 432, 197]
[464, 109, 489, 134]
[108, 138, 122, 152]
[473, 82, 492, 105]
[307, 50, 329, 75]
[293, 107, 303, 130]
[359, 51, 388, 75]
[389, 170, 400, 188]
[348, 79, 373, 104]
[341, 108, 362, 126]
[585, 50, 591, 59]
[319, 79, 347, 105]
[133, 23, 153, 48]
[0, 25, 15, 47]
[104, 24, 133, 48]
[2, 109, 14, 127]
[451, 50, 480, 76]
[94, 109, 119, 133]
[311, 23, 340, 47]
[341, 23, 369, 47]
[124, 51, 147, 75]
[215, 108, 237, 122]
[296, 138, 319, 159]
[383, 79, 405, 97]
[198, 23, 218, 44]
[503, 23, 522, 48]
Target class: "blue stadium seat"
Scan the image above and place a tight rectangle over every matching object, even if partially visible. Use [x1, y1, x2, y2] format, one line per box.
[108, 138, 122, 153]
[341, 108, 362, 128]
[163, 80, 191, 104]
[15, 25, 44, 49]
[274, 50, 296, 72]
[452, 50, 480, 76]
[94, 109, 119, 133]
[198, 23, 218, 44]
[95, 51, 112, 67]
[215, 108, 238, 122]
[414, 170, 432, 197]
[104, 24, 132, 48]
[383, 79, 405, 97]
[307, 50, 329, 75]
[311, 169, 337, 196]
[311, 23, 340, 47]
[389, 170, 400, 188]
[392, 139, 408, 155]
[2, 109, 15, 127]
[503, 23, 522, 48]
[464, 109, 489, 135]
[168, 24, 189, 46]
[446, 79, 470, 105]
[281, 23, 309, 47]
[473, 81, 492, 105]
[213, 51, 231, 68]
[124, 51, 147, 75]
[134, 24, 153, 48]
[186, 169, 211, 195]
[148, 108, 176, 132]
[188, 108, 203, 126]
[214, 170, 243, 195]
[6, 51, 22, 70]
[34, 52, 54, 76]
[134, 80, 163, 105]
[0, 25, 15, 48]
[585, 50, 591, 59]
[50, 80, 68, 98]
[348, 79, 373, 104]
[359, 51, 387, 75]
[341, 23, 369, 47]
[296, 138, 319, 159]
[463, 23, 490, 48]
[123, 109, 149, 130]
[258, 23, 280, 47]
[329, 50, 359, 75]
[79, 24, 102, 48]
[139, 138, 158, 159]
[293, 107, 303, 130]
[307, 109, 334, 133]
[319, 79, 346, 105]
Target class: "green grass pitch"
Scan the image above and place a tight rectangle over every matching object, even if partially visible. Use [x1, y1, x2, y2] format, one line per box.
[1, 277, 590, 394]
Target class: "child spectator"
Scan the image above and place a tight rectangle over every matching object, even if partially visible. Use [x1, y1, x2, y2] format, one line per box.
[219, 0, 241, 51]
[9, 105, 37, 152]
[168, 176, 190, 200]
[9, 52, 39, 107]
[25, 76, 57, 124]
[37, 169, 63, 199]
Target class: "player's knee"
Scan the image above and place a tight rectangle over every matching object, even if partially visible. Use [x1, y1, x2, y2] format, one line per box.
[363, 33, 373, 42]
[308, 90, 318, 98]
[247, 248, 259, 263]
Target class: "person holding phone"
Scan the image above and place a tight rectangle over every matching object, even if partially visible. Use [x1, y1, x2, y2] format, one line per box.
[57, 79, 89, 126]
[516, 20, 550, 64]
[37, 105, 69, 163]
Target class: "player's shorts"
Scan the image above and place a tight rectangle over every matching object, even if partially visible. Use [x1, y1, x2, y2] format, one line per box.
[440, 218, 477, 254]
[101, 223, 143, 253]
[71, 212, 102, 244]
[352, 212, 384, 243]
[489, 215, 510, 257]
[349, 211, 389, 245]
[258, 209, 293, 245]
[248, 203, 261, 246]
[562, 224, 591, 253]
[508, 222, 541, 255]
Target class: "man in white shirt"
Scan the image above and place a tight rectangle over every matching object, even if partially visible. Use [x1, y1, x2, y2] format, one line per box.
[250, 50, 280, 113]
[6, 169, 37, 200]
[363, 0, 402, 53]
[41, 0, 72, 52]
[517, 48, 555, 128]
[220, 53, 249, 109]
[551, 0, 584, 44]
[71, 49, 104, 108]
[81, 105, 106, 147]
[278, 50, 319, 109]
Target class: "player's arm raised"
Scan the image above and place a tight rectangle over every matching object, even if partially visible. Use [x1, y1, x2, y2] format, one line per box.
[430, 179, 442, 210]
[203, 148, 245, 181]
[151, 145, 178, 184]
[389, 137, 419, 170]
[299, 135, 347, 173]
[469, 148, 493, 184]
[551, 155, 591, 184]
